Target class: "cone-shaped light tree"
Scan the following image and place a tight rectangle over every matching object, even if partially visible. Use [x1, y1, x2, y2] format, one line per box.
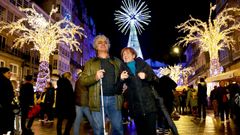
[174, 4, 240, 76]
[0, 5, 85, 91]
[114, 0, 151, 59]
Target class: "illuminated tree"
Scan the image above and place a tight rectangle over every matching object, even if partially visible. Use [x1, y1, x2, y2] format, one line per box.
[174, 4, 240, 76]
[0, 5, 85, 91]
[114, 0, 151, 59]
[159, 65, 193, 85]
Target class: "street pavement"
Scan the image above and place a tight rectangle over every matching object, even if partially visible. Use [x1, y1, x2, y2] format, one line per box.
[28, 111, 239, 135]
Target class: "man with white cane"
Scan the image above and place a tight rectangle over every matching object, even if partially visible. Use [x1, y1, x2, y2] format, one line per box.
[80, 35, 123, 135]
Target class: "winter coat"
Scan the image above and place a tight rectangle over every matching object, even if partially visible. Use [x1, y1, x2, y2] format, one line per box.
[0, 74, 14, 135]
[44, 87, 55, 107]
[120, 57, 157, 117]
[216, 86, 229, 104]
[154, 75, 177, 113]
[80, 57, 123, 111]
[56, 77, 76, 118]
[74, 78, 89, 106]
[19, 82, 34, 108]
[186, 88, 198, 107]
[0, 74, 14, 110]
[197, 82, 207, 105]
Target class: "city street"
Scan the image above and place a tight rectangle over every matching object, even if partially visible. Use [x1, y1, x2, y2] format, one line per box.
[29, 111, 239, 135]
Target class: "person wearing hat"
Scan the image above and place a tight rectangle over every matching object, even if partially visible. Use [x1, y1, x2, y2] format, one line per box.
[0, 67, 15, 135]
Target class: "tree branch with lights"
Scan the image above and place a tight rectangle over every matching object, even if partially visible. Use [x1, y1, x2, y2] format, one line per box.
[0, 5, 85, 91]
[174, 4, 240, 76]
[158, 65, 193, 86]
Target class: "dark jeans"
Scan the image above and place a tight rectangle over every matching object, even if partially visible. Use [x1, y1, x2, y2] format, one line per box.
[198, 101, 207, 119]
[219, 102, 230, 121]
[0, 108, 14, 134]
[134, 112, 157, 135]
[57, 115, 75, 135]
[91, 96, 123, 135]
[156, 97, 179, 135]
[40, 103, 54, 120]
[21, 107, 34, 132]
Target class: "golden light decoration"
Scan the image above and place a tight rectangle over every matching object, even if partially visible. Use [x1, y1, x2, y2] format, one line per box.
[174, 4, 240, 76]
[159, 64, 193, 85]
[0, 5, 85, 91]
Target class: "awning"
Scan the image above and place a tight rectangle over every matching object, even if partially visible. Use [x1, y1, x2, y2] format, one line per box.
[205, 68, 240, 83]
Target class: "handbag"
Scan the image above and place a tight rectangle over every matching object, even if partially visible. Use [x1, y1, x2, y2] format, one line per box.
[28, 104, 41, 119]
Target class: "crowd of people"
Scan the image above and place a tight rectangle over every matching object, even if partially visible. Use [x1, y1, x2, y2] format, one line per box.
[1, 34, 240, 135]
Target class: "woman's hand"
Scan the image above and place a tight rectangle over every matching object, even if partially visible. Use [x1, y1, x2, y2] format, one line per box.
[138, 72, 146, 79]
[121, 71, 129, 80]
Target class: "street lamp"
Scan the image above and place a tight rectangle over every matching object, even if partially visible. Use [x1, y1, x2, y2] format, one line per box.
[173, 47, 184, 85]
[173, 47, 180, 55]
[173, 47, 181, 64]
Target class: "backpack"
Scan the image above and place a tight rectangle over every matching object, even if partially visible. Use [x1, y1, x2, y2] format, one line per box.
[222, 94, 228, 103]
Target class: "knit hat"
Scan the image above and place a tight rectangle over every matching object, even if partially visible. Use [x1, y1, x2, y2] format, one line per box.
[0, 67, 10, 74]
[25, 75, 33, 81]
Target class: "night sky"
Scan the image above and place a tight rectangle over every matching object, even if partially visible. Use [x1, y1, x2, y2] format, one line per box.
[81, 0, 213, 64]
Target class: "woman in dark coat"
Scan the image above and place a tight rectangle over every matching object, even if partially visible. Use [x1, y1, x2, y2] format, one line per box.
[119, 47, 157, 135]
[56, 72, 76, 135]
[0, 67, 14, 134]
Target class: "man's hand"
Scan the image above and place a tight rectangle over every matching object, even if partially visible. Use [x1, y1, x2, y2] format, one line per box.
[95, 69, 105, 81]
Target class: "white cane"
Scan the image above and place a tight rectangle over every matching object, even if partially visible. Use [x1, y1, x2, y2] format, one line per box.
[100, 78, 108, 135]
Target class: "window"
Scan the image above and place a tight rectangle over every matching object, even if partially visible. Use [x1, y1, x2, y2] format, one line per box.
[23, 0, 29, 8]
[10, 63, 18, 76]
[7, 11, 14, 23]
[27, 69, 31, 75]
[53, 60, 57, 69]
[0, 60, 5, 67]
[0, 5, 6, 21]
[0, 35, 6, 49]
[10, 0, 16, 5]
[14, 16, 19, 22]
[17, 0, 23, 7]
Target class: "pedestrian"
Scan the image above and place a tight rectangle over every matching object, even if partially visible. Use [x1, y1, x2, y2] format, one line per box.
[80, 34, 123, 135]
[39, 81, 55, 123]
[0, 67, 15, 135]
[197, 77, 207, 120]
[56, 72, 76, 135]
[119, 47, 157, 135]
[186, 85, 198, 117]
[73, 69, 94, 135]
[154, 74, 179, 135]
[210, 86, 218, 117]
[217, 80, 230, 123]
[19, 75, 35, 135]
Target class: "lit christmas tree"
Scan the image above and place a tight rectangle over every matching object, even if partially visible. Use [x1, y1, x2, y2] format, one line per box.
[0, 5, 85, 91]
[174, 4, 240, 76]
[114, 0, 151, 59]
